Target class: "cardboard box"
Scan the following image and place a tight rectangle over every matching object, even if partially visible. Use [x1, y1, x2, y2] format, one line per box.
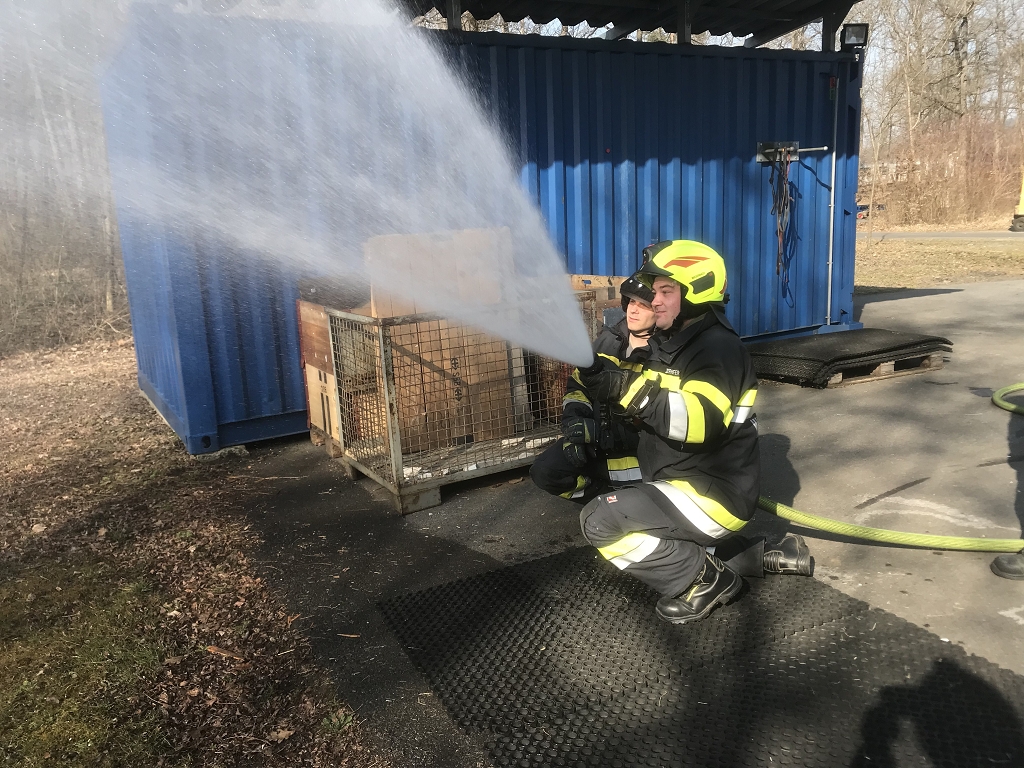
[304, 364, 340, 442]
[363, 227, 513, 314]
[361, 229, 519, 455]
[388, 318, 516, 454]
[297, 300, 333, 372]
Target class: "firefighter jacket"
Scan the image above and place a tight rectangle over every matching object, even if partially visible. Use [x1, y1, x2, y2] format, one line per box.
[563, 318, 650, 460]
[615, 307, 760, 524]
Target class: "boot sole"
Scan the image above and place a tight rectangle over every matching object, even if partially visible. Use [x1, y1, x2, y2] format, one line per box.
[659, 571, 743, 625]
[991, 561, 1024, 580]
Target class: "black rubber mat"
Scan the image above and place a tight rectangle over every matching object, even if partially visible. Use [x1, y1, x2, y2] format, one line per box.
[381, 548, 1024, 768]
[746, 328, 952, 387]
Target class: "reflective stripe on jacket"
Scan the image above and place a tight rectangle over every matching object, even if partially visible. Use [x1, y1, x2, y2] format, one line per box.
[623, 308, 760, 522]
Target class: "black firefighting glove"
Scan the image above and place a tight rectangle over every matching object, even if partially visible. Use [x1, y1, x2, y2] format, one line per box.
[563, 416, 598, 445]
[562, 439, 593, 469]
[578, 365, 632, 405]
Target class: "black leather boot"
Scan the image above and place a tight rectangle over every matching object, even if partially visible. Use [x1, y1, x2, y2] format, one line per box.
[991, 550, 1024, 580]
[656, 552, 742, 624]
[763, 533, 813, 576]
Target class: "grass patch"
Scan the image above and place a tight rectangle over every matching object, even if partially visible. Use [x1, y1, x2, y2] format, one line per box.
[0, 553, 173, 767]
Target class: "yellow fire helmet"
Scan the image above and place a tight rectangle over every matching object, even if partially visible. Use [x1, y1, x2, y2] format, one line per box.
[637, 240, 729, 318]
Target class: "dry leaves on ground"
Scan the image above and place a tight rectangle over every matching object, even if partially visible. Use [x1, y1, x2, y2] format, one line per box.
[0, 340, 381, 767]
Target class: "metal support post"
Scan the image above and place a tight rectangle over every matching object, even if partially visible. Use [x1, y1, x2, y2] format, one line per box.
[1011, 167, 1024, 231]
[1016, 167, 1024, 217]
[677, 0, 692, 44]
[446, 0, 462, 31]
[377, 324, 404, 491]
[825, 67, 841, 325]
[821, 13, 838, 52]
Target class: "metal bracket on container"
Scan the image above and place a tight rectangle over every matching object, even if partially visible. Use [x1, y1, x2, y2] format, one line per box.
[756, 141, 829, 164]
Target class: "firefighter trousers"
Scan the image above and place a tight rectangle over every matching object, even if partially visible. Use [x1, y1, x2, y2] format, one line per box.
[580, 480, 757, 598]
[530, 440, 642, 501]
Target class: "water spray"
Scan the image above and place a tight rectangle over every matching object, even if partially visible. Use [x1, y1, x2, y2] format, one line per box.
[8, 0, 595, 367]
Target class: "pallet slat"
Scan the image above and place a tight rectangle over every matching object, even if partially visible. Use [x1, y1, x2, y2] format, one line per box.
[826, 353, 944, 387]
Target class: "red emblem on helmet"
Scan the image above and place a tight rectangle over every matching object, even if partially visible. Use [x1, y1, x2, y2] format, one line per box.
[664, 255, 709, 269]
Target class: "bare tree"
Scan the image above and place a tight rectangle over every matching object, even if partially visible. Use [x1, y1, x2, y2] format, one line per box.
[855, 0, 1023, 224]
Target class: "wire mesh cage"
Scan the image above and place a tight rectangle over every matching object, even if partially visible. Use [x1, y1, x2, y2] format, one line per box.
[326, 292, 598, 512]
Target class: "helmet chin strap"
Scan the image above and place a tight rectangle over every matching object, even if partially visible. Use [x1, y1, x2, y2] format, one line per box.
[630, 322, 657, 339]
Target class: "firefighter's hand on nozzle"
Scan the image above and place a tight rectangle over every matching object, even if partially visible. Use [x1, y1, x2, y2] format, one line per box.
[577, 356, 605, 377]
[579, 366, 631, 405]
[563, 416, 598, 445]
[562, 440, 593, 469]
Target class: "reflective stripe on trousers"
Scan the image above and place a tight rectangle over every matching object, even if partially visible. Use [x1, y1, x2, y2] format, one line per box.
[650, 479, 748, 538]
[598, 532, 660, 570]
[580, 486, 710, 597]
[559, 475, 589, 499]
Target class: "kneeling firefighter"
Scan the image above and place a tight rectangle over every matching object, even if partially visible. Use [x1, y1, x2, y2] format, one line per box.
[577, 240, 811, 625]
[530, 274, 657, 502]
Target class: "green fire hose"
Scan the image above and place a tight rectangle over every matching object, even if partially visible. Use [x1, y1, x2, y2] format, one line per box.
[757, 383, 1024, 553]
[992, 383, 1024, 415]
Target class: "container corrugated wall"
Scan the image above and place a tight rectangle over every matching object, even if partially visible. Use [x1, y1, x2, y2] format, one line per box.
[451, 34, 861, 337]
[101, 9, 310, 454]
[101, 9, 860, 453]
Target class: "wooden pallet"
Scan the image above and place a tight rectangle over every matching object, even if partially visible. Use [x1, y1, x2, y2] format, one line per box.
[826, 352, 945, 387]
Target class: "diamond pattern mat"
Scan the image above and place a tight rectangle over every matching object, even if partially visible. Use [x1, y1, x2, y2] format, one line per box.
[381, 547, 1024, 768]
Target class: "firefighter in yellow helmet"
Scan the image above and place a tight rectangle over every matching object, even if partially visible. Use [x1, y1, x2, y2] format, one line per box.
[576, 240, 811, 625]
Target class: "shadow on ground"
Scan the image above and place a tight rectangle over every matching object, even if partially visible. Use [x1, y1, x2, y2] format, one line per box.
[852, 288, 961, 322]
[380, 547, 1024, 768]
[852, 658, 1024, 768]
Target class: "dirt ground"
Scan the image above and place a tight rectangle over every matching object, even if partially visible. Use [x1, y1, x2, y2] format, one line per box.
[2, 234, 1023, 766]
[0, 341, 384, 767]
[858, 213, 1015, 233]
[854, 236, 1024, 292]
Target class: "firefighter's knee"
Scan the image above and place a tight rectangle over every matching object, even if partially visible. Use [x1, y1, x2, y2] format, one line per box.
[529, 452, 561, 494]
[528, 458, 546, 487]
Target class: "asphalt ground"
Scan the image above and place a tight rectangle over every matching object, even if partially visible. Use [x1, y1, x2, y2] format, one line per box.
[243, 278, 1024, 767]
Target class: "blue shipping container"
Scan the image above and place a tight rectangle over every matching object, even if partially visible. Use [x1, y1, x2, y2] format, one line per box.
[101, 8, 861, 453]
[450, 32, 862, 336]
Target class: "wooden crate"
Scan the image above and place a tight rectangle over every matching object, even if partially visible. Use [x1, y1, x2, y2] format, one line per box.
[297, 300, 333, 372]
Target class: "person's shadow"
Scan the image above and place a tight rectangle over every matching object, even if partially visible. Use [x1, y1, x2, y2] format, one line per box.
[758, 432, 801, 506]
[851, 658, 1024, 767]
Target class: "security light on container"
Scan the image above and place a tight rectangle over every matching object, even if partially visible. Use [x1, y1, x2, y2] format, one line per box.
[839, 23, 868, 52]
